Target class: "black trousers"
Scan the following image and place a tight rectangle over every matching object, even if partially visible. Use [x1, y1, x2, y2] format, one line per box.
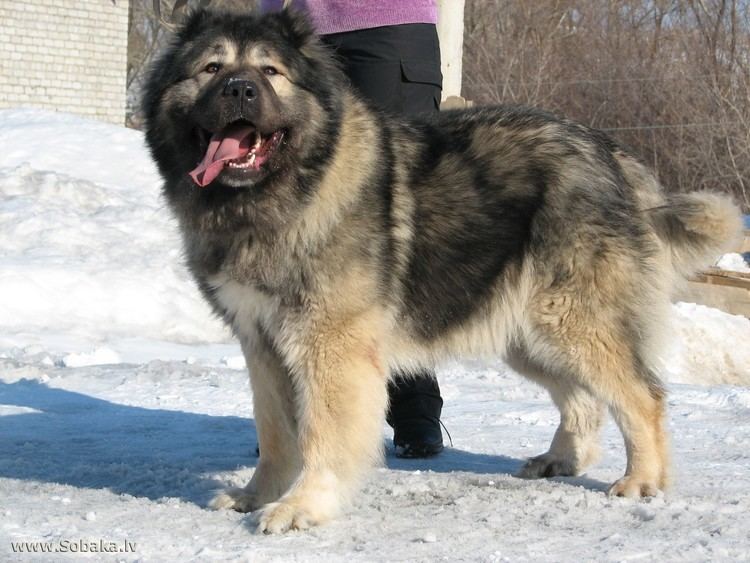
[322, 24, 443, 423]
[322, 23, 443, 116]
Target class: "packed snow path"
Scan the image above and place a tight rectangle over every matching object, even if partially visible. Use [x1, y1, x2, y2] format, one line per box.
[2, 355, 750, 561]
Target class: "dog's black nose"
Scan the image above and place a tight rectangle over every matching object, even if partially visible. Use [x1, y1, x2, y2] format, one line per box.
[223, 78, 257, 112]
[223, 78, 257, 100]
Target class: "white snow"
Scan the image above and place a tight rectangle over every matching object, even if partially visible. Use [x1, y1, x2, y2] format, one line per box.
[61, 347, 122, 368]
[1, 109, 749, 561]
[665, 303, 750, 387]
[221, 355, 247, 370]
[716, 252, 750, 273]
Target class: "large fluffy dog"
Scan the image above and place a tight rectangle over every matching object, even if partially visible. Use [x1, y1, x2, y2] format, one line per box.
[143, 9, 742, 533]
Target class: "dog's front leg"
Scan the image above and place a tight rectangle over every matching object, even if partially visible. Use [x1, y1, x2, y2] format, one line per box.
[257, 312, 388, 534]
[211, 325, 301, 513]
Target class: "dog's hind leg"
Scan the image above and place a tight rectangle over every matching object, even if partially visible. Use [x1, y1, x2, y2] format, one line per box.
[605, 372, 670, 497]
[527, 316, 670, 497]
[256, 309, 389, 534]
[516, 373, 605, 479]
[506, 351, 605, 478]
[211, 325, 302, 513]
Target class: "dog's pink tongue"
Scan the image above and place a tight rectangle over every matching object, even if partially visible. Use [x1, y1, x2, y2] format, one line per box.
[189, 124, 255, 187]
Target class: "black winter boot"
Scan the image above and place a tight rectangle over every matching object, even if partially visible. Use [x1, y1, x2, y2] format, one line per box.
[387, 370, 444, 458]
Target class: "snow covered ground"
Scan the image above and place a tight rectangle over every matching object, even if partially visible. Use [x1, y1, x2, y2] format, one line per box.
[1, 109, 749, 561]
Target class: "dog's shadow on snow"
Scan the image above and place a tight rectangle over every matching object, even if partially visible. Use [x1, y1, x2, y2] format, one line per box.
[386, 446, 523, 475]
[0, 380, 256, 506]
[0, 380, 609, 507]
[384, 449, 610, 494]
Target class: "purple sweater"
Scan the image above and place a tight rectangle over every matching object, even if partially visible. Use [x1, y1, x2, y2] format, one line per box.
[261, 0, 437, 35]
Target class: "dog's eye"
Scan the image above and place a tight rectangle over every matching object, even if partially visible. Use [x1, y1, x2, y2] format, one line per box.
[263, 66, 278, 76]
[204, 62, 221, 74]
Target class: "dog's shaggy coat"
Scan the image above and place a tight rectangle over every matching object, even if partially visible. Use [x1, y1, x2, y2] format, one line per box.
[143, 9, 744, 533]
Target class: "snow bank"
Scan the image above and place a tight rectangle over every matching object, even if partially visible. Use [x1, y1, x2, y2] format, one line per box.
[665, 303, 750, 386]
[716, 252, 750, 273]
[0, 110, 229, 347]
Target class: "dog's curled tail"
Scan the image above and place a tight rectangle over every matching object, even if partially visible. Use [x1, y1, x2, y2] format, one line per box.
[648, 192, 744, 277]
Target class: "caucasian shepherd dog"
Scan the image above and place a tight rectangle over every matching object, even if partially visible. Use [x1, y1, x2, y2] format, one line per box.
[144, 9, 742, 533]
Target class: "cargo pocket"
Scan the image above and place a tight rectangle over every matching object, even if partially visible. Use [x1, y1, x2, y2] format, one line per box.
[400, 60, 443, 115]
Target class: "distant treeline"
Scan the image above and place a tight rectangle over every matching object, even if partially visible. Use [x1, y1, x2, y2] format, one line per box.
[464, 0, 750, 210]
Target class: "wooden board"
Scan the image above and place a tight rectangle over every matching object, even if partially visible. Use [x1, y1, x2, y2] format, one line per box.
[693, 269, 750, 289]
[678, 259, 750, 317]
[676, 280, 750, 318]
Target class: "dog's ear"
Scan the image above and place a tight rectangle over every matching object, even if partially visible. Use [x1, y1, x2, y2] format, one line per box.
[177, 8, 213, 41]
[275, 8, 317, 49]
[273, 8, 345, 87]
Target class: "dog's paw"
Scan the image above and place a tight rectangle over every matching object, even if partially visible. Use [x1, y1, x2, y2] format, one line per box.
[209, 487, 264, 513]
[607, 476, 660, 498]
[518, 453, 577, 479]
[256, 500, 320, 534]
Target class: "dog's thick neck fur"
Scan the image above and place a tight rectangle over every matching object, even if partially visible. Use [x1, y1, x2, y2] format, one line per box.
[183, 89, 387, 298]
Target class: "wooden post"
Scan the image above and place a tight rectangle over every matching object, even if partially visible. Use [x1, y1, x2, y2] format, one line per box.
[437, 0, 465, 100]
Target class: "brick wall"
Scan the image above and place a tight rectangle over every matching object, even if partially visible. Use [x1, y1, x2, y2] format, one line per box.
[0, 0, 129, 125]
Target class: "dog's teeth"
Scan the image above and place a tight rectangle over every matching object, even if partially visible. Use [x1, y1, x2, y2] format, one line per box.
[250, 154, 256, 166]
[254, 135, 262, 149]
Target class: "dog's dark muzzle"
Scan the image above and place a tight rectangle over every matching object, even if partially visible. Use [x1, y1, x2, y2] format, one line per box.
[223, 77, 258, 114]
[194, 71, 284, 136]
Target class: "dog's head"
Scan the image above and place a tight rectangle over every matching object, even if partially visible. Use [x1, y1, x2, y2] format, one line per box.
[143, 9, 345, 231]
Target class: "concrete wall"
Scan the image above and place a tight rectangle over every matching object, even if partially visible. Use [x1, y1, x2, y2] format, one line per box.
[0, 0, 130, 125]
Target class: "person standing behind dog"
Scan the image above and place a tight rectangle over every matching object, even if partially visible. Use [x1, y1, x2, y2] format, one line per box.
[262, 0, 446, 458]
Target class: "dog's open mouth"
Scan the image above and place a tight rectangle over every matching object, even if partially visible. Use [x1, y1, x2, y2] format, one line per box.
[189, 122, 285, 187]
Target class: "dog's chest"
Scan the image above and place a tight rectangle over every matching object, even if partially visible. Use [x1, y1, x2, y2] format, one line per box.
[195, 232, 306, 293]
[208, 274, 282, 340]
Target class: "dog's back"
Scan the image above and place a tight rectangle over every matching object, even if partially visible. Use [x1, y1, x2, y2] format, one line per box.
[385, 106, 741, 351]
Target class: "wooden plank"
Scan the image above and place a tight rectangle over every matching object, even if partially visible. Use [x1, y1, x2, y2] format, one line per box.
[677, 226, 750, 316]
[693, 269, 750, 289]
[676, 280, 750, 318]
